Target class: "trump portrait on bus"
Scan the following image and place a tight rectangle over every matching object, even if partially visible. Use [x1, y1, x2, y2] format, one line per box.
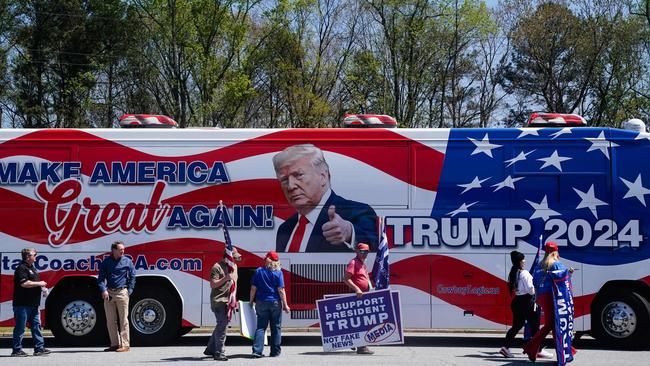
[273, 144, 378, 253]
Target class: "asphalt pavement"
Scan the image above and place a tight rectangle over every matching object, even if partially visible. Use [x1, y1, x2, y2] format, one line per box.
[2, 331, 649, 365]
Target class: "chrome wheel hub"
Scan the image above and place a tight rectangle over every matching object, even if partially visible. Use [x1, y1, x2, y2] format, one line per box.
[602, 301, 636, 338]
[131, 298, 166, 335]
[61, 300, 96, 336]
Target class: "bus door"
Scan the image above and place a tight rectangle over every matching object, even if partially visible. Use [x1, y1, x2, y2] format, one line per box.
[431, 253, 507, 329]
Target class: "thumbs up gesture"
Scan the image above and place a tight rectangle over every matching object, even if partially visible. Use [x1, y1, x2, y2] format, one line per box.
[322, 205, 353, 245]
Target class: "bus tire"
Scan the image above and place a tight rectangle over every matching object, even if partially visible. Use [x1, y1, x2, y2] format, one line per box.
[592, 289, 650, 348]
[129, 286, 180, 346]
[49, 288, 107, 346]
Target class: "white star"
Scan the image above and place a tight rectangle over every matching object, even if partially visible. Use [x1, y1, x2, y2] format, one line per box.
[468, 134, 502, 158]
[585, 132, 618, 159]
[517, 128, 540, 138]
[447, 202, 478, 217]
[458, 176, 490, 194]
[549, 128, 573, 139]
[504, 150, 536, 167]
[525, 195, 561, 221]
[537, 150, 572, 171]
[573, 185, 608, 219]
[492, 175, 524, 192]
[634, 132, 650, 141]
[620, 174, 650, 206]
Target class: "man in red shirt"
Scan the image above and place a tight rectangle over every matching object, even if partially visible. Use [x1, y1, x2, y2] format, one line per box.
[343, 243, 373, 355]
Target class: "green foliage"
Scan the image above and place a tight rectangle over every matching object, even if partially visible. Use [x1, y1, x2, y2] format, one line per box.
[1, 0, 649, 128]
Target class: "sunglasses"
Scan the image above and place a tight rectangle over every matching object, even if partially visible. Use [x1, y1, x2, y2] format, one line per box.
[358, 250, 369, 254]
[27, 253, 37, 257]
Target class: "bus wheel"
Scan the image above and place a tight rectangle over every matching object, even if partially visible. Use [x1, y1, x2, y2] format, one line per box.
[592, 289, 650, 348]
[129, 286, 180, 345]
[50, 289, 107, 345]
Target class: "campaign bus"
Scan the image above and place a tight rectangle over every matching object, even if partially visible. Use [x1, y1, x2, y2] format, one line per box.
[0, 114, 649, 347]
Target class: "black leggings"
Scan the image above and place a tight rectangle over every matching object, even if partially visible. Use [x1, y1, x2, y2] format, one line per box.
[504, 294, 539, 348]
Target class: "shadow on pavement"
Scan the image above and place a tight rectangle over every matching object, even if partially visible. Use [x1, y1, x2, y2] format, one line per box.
[2, 333, 647, 351]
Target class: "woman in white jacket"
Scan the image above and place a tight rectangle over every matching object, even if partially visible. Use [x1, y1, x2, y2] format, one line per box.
[499, 251, 542, 358]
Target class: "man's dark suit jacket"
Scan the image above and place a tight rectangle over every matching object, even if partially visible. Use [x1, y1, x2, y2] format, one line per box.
[276, 191, 378, 252]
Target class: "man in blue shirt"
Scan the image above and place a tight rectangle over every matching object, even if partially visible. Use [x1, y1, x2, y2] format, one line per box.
[98, 241, 136, 352]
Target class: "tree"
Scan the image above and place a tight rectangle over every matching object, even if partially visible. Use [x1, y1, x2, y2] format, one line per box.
[85, 0, 140, 127]
[502, 2, 594, 115]
[187, 0, 258, 127]
[578, 1, 647, 126]
[474, 6, 509, 127]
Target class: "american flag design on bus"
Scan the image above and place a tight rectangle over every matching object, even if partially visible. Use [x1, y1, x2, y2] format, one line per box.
[427, 127, 649, 264]
[0, 127, 648, 332]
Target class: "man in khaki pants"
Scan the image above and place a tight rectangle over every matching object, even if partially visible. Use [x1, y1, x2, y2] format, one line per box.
[98, 241, 136, 352]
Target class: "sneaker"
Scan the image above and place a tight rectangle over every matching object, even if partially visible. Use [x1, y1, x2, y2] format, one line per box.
[214, 353, 228, 361]
[499, 347, 514, 358]
[203, 348, 212, 356]
[34, 348, 52, 356]
[104, 346, 119, 352]
[251, 353, 264, 358]
[537, 348, 554, 359]
[11, 350, 28, 357]
[356, 347, 374, 355]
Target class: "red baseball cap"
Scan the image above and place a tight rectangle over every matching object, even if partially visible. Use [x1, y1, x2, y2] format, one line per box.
[544, 241, 559, 253]
[266, 251, 279, 261]
[356, 243, 370, 251]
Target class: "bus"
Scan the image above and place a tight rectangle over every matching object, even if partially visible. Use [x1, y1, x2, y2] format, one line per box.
[0, 118, 649, 348]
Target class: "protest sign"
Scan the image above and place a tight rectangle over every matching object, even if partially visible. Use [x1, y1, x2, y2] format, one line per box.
[317, 289, 403, 351]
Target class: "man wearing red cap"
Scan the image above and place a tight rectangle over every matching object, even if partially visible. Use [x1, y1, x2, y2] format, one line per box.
[204, 247, 242, 361]
[343, 243, 374, 355]
[250, 251, 290, 358]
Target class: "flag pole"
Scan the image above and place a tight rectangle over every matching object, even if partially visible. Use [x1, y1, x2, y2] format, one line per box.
[219, 200, 238, 321]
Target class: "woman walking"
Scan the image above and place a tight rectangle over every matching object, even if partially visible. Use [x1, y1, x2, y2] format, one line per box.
[523, 242, 575, 362]
[499, 251, 540, 358]
[250, 251, 290, 358]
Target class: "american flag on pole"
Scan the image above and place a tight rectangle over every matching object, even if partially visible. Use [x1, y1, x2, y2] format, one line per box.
[218, 201, 238, 321]
[371, 216, 390, 290]
[529, 234, 544, 276]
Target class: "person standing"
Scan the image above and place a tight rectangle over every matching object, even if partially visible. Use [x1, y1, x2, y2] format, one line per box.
[523, 242, 575, 362]
[499, 251, 540, 358]
[343, 243, 374, 355]
[250, 251, 290, 358]
[204, 247, 241, 361]
[11, 248, 51, 357]
[97, 241, 136, 352]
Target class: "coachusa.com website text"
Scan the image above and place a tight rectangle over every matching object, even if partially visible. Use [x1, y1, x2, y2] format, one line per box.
[1, 253, 203, 272]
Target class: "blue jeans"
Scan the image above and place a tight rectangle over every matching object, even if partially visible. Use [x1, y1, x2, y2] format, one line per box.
[13, 306, 44, 352]
[252, 300, 282, 356]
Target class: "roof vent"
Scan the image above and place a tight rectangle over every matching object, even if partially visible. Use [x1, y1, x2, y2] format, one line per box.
[343, 114, 397, 128]
[622, 118, 646, 132]
[527, 112, 587, 127]
[118, 114, 178, 128]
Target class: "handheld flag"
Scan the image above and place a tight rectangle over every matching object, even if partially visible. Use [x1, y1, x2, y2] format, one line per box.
[371, 216, 390, 290]
[550, 268, 575, 365]
[218, 201, 238, 321]
[529, 234, 544, 275]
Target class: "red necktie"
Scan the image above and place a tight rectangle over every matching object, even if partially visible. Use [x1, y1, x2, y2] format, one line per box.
[287, 216, 308, 252]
